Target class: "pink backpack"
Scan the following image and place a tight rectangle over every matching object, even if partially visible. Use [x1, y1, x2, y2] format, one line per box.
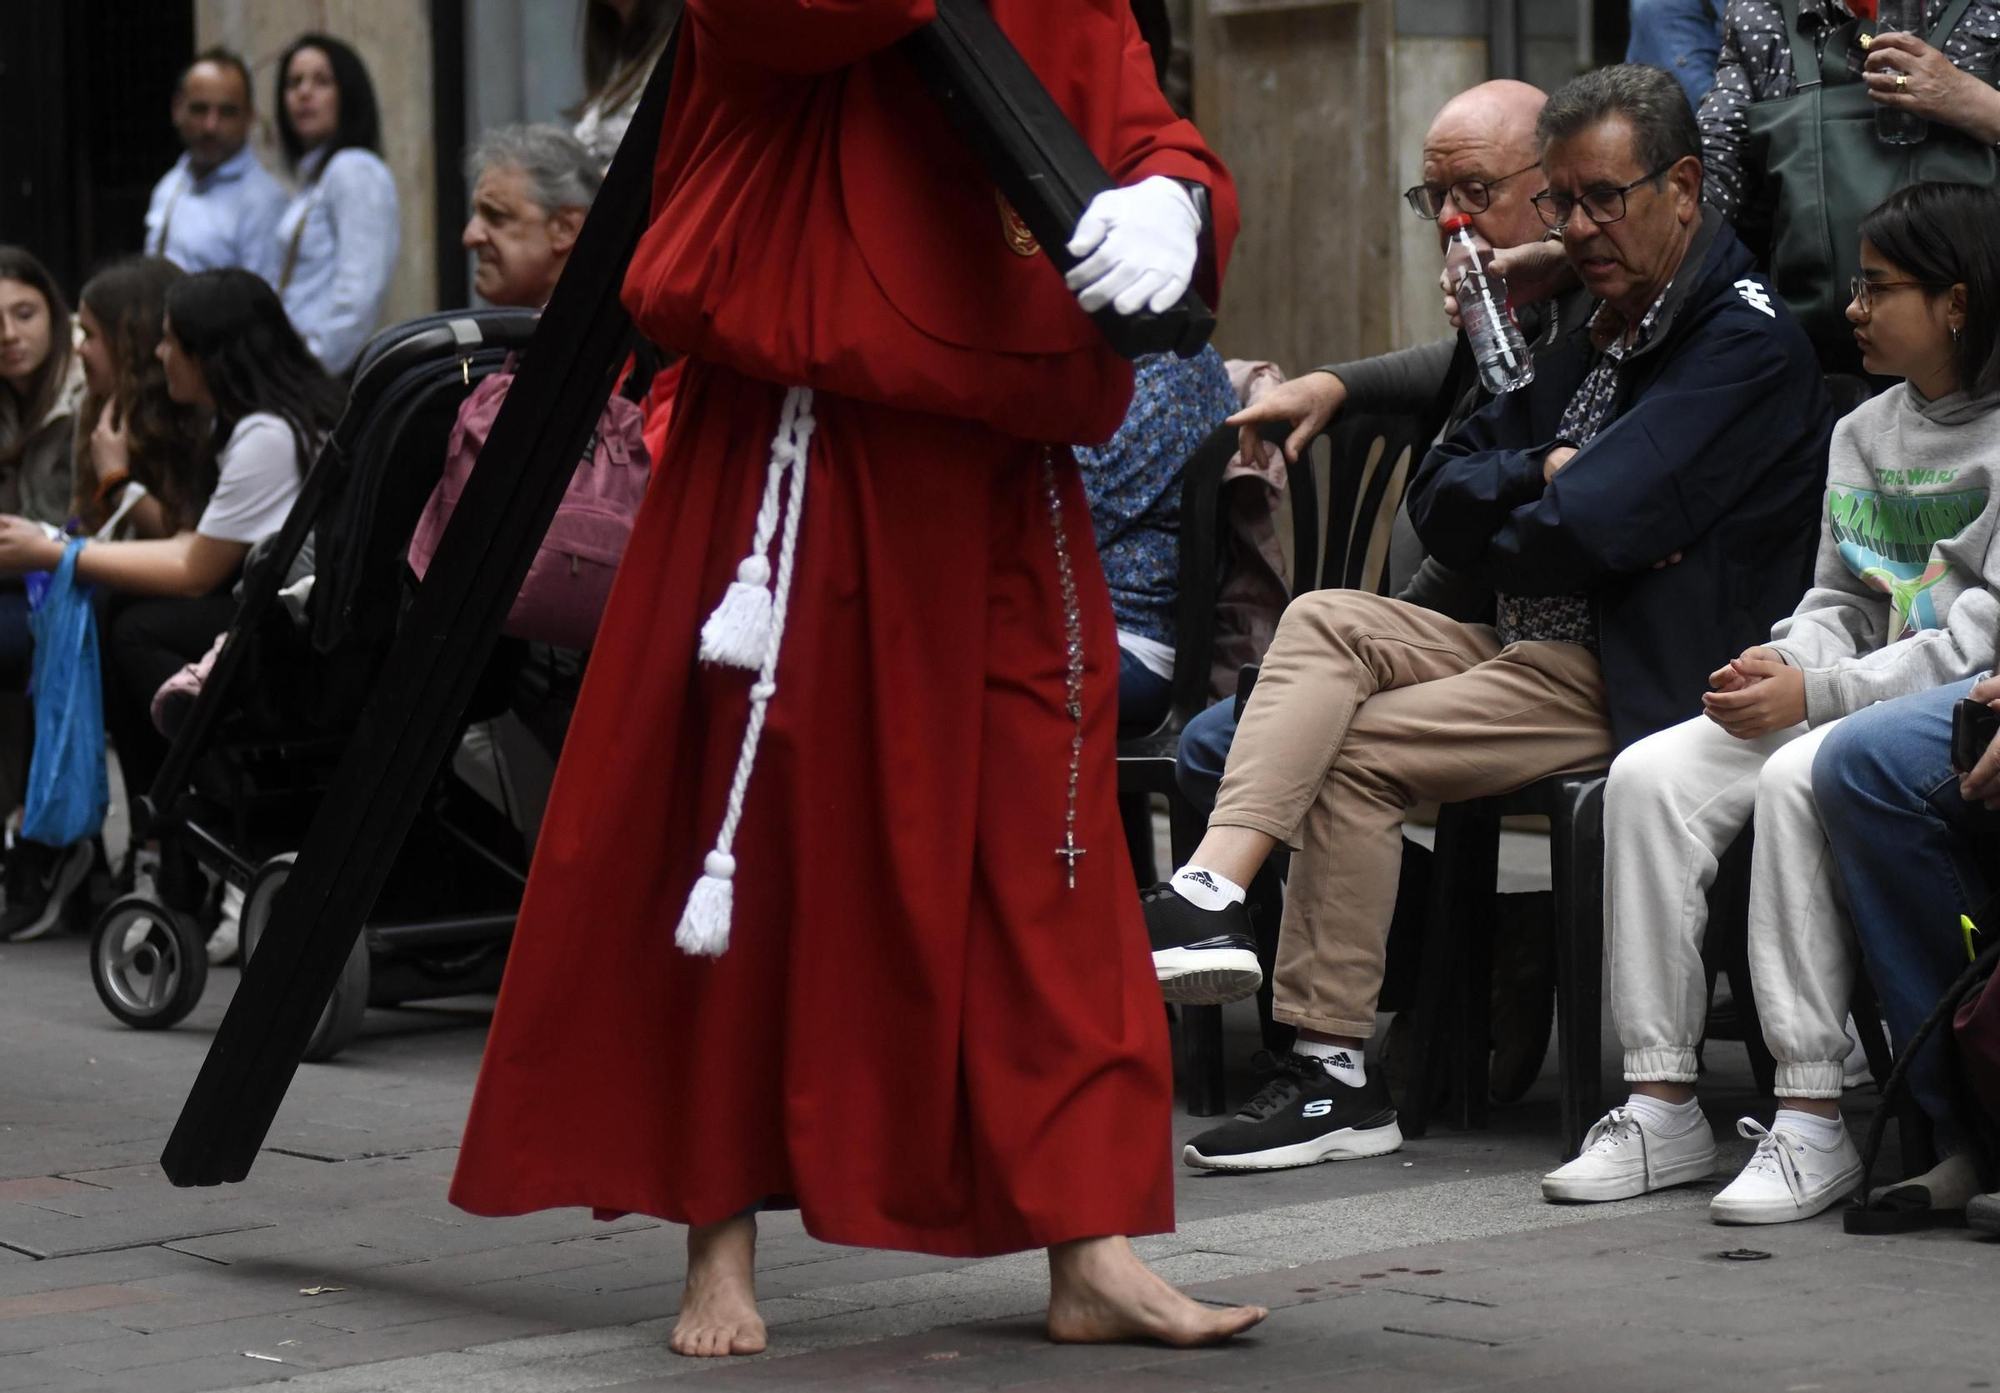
[408, 361, 650, 650]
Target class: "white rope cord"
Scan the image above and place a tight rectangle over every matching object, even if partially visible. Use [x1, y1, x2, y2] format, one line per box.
[696, 389, 806, 668]
[675, 386, 816, 956]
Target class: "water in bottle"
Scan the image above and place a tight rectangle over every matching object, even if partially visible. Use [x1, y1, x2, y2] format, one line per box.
[1873, 0, 1931, 146]
[1441, 213, 1534, 395]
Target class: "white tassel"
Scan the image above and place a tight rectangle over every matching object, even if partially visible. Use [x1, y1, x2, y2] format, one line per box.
[675, 851, 737, 956]
[697, 555, 773, 669]
[677, 387, 815, 959]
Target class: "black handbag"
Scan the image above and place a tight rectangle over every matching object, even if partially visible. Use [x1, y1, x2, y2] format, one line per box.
[1744, 0, 1998, 369]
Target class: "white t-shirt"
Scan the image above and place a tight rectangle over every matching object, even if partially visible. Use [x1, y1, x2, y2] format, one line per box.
[197, 412, 305, 545]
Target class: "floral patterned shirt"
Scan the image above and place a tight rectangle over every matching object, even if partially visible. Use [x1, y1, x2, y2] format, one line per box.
[1073, 345, 1239, 650]
[1496, 290, 1673, 652]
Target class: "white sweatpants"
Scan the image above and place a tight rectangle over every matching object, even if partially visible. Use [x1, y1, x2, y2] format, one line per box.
[1605, 713, 1855, 1100]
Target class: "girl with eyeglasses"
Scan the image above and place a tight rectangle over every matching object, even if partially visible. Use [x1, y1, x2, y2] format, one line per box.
[1803, 179, 2000, 1231]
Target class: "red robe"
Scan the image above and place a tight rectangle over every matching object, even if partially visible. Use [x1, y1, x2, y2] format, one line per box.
[449, 0, 1237, 1257]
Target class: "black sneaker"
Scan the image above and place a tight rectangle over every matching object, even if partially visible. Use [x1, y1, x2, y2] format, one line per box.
[1143, 880, 1262, 1005]
[1183, 1050, 1403, 1171]
[2, 839, 92, 942]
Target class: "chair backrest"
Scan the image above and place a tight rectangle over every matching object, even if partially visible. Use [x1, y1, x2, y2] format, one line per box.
[1161, 420, 1318, 729]
[1824, 371, 1880, 423]
[1305, 407, 1437, 598]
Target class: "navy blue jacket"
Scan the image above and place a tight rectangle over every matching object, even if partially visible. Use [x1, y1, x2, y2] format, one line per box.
[1406, 212, 1832, 751]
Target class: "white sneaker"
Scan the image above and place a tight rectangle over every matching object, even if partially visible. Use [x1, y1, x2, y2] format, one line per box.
[1709, 1116, 1862, 1225]
[1542, 1105, 1719, 1203]
[206, 883, 244, 965]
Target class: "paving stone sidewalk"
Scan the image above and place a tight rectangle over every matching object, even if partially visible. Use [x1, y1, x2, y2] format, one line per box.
[0, 906, 1992, 1392]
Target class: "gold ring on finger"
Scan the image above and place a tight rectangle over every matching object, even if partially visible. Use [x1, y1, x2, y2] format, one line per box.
[1896, 73, 1909, 90]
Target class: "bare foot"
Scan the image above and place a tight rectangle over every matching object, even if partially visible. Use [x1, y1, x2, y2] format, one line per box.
[1045, 1236, 1266, 1347]
[669, 1215, 768, 1357]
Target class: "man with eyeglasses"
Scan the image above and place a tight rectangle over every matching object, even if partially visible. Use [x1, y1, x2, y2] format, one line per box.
[1142, 65, 1832, 1178]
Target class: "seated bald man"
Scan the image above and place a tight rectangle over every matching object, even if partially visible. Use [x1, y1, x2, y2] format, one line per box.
[1144, 64, 1832, 1173]
[1174, 77, 1583, 820]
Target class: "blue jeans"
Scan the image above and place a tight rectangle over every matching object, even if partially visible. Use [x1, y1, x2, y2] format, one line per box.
[1627, 0, 1724, 107]
[1813, 678, 1992, 1151]
[1118, 645, 1173, 737]
[1175, 696, 1237, 815]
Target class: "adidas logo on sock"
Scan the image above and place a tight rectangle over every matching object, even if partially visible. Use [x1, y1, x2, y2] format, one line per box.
[1183, 869, 1220, 893]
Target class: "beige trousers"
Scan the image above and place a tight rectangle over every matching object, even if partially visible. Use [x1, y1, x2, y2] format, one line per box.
[1208, 591, 1615, 1038]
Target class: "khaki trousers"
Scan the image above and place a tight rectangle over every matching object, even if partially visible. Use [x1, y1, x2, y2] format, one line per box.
[1209, 590, 1615, 1038]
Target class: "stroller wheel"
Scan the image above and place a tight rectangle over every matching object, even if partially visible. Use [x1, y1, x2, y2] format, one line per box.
[243, 855, 370, 1063]
[91, 896, 208, 1030]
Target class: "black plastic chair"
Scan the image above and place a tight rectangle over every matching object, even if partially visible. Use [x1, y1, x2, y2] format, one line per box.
[1401, 772, 1608, 1157]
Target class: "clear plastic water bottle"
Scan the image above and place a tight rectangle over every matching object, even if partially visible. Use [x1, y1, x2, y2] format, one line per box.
[1441, 213, 1535, 395]
[1874, 0, 1931, 146]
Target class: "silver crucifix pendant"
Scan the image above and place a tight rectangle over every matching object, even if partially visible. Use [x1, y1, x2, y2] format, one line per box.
[1054, 834, 1087, 889]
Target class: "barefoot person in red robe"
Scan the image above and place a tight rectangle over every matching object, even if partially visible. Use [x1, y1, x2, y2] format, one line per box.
[449, 0, 1261, 1357]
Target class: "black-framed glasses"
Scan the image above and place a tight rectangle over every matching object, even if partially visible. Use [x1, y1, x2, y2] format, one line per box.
[1849, 275, 1948, 313]
[1403, 161, 1542, 220]
[1531, 164, 1676, 232]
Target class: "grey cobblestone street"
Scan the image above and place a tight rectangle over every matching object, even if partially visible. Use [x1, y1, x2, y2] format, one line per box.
[1, 874, 1993, 1392]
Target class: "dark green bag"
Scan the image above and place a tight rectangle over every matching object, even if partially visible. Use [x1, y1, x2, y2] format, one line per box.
[1744, 0, 1998, 368]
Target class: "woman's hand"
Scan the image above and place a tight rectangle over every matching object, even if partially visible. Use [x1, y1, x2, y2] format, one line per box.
[1701, 649, 1805, 739]
[0, 516, 64, 578]
[1864, 32, 2000, 143]
[88, 401, 130, 485]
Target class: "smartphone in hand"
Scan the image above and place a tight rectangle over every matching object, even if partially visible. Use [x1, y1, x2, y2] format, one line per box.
[1951, 698, 2000, 775]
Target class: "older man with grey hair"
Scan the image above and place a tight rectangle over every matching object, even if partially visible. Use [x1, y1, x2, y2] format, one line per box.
[463, 123, 602, 308]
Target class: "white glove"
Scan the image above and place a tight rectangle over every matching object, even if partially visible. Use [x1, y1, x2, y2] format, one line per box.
[1063, 175, 1201, 317]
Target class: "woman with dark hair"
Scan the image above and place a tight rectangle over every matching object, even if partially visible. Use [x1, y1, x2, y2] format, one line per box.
[0, 269, 341, 947]
[1807, 180, 2000, 1231]
[0, 257, 216, 944]
[0, 248, 82, 531]
[272, 33, 400, 375]
[1547, 181, 2000, 1226]
[71, 257, 212, 540]
[572, 0, 681, 168]
[0, 247, 83, 932]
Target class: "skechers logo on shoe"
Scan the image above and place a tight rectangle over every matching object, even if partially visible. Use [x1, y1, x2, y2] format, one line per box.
[1303, 1100, 1333, 1118]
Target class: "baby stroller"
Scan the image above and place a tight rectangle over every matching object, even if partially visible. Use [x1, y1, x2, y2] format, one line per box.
[88, 308, 548, 1061]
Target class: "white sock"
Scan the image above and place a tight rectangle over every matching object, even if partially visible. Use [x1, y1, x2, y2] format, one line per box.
[1295, 1038, 1365, 1086]
[1170, 864, 1246, 911]
[1773, 1107, 1845, 1146]
[1625, 1092, 1701, 1133]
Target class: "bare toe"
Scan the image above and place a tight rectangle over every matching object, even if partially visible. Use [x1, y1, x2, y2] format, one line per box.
[1047, 1237, 1268, 1348]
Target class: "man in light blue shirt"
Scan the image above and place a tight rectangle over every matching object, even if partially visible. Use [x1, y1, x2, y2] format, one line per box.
[143, 49, 289, 284]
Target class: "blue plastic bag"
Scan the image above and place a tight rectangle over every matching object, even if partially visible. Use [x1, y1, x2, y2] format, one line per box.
[22, 540, 108, 848]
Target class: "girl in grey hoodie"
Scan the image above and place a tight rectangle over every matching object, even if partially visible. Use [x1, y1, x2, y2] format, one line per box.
[1544, 181, 2000, 1226]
